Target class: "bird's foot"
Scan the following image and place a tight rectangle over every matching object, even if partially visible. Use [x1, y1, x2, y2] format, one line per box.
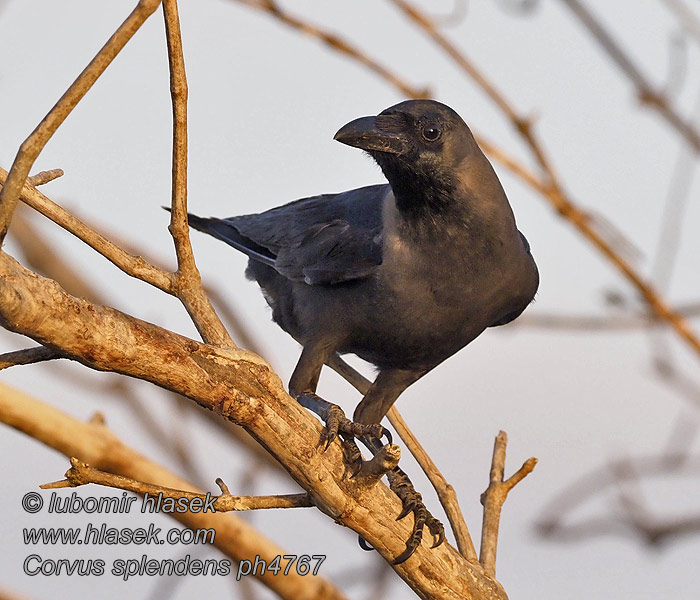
[339, 436, 364, 477]
[296, 392, 392, 450]
[388, 467, 445, 564]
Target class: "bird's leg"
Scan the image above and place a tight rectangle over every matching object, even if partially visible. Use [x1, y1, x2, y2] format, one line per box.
[355, 368, 446, 563]
[290, 345, 389, 450]
[387, 465, 445, 564]
[296, 392, 389, 449]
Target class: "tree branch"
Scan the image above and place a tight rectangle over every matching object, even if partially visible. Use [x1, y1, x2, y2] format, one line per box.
[479, 431, 537, 577]
[43, 458, 313, 510]
[0, 346, 62, 371]
[162, 0, 233, 347]
[0, 0, 163, 244]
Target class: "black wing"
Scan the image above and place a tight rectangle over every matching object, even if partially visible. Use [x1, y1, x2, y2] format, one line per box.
[188, 184, 387, 285]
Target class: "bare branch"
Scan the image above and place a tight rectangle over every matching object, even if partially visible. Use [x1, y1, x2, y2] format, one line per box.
[163, 0, 233, 347]
[0, 251, 505, 599]
[43, 458, 313, 510]
[355, 444, 402, 484]
[27, 169, 64, 187]
[0, 0, 163, 244]
[480, 431, 537, 576]
[0, 166, 175, 292]
[9, 211, 283, 476]
[560, 0, 700, 150]
[231, 0, 429, 99]
[0, 346, 62, 371]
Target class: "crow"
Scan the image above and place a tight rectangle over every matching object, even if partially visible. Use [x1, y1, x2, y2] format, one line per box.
[186, 99, 539, 562]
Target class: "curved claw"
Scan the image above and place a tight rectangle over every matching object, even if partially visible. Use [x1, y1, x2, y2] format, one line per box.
[323, 430, 337, 450]
[358, 536, 374, 551]
[428, 519, 446, 548]
[396, 498, 417, 521]
[393, 526, 424, 564]
[349, 459, 363, 478]
[392, 545, 415, 565]
[382, 427, 393, 445]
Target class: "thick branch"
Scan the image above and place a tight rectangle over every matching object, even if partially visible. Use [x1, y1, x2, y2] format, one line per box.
[0, 0, 163, 244]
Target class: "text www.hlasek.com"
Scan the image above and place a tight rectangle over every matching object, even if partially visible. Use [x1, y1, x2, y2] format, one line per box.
[24, 523, 215, 545]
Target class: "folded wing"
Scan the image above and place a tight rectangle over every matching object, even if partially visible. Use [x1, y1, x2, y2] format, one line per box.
[188, 184, 387, 286]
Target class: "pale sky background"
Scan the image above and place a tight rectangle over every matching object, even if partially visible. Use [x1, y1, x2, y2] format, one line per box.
[1, 1, 700, 599]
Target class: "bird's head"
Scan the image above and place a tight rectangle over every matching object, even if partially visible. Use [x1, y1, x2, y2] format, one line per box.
[334, 100, 485, 216]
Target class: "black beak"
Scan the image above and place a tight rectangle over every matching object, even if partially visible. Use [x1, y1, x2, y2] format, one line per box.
[334, 116, 407, 155]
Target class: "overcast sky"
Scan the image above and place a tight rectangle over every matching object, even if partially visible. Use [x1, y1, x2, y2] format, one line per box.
[2, 1, 700, 599]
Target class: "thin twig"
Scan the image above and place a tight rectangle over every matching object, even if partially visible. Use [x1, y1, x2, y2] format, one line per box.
[43, 458, 313, 510]
[162, 0, 233, 347]
[27, 169, 64, 187]
[386, 407, 478, 562]
[0, 346, 62, 371]
[231, 0, 429, 99]
[479, 431, 537, 576]
[515, 301, 700, 330]
[0, 166, 175, 292]
[560, 0, 700, 151]
[0, 0, 163, 244]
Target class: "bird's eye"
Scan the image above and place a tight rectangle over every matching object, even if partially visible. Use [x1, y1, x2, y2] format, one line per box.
[421, 124, 441, 142]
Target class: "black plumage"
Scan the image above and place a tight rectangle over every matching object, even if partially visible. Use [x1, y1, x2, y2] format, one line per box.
[187, 99, 539, 561]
